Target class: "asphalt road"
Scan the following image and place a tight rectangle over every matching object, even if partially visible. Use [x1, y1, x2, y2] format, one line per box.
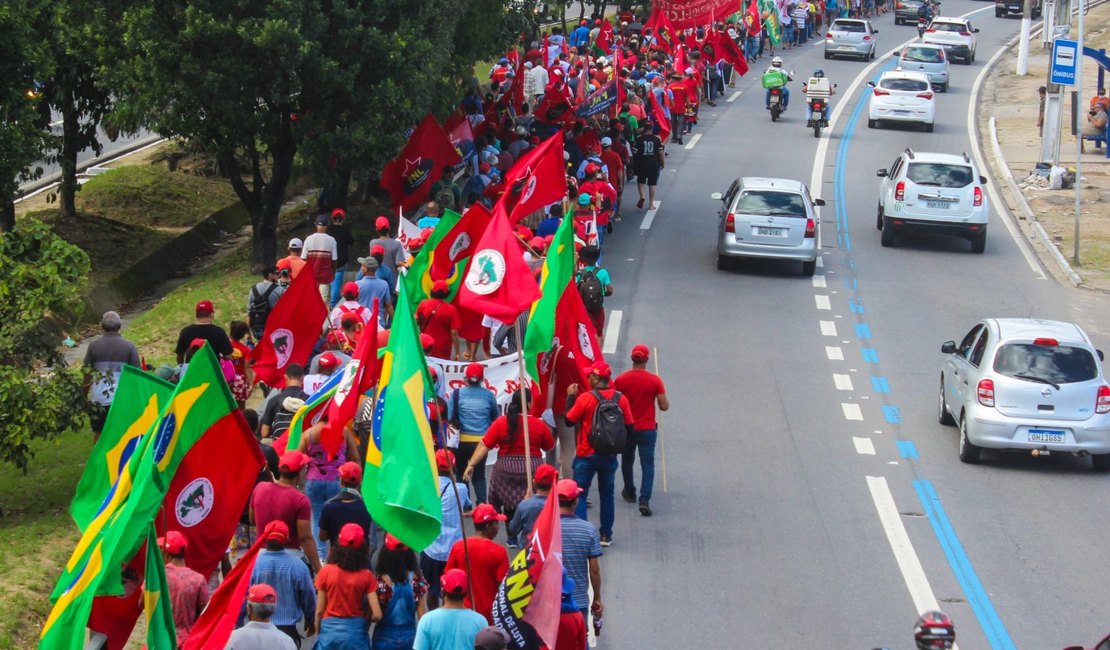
[18, 122, 156, 194]
[589, 6, 1110, 649]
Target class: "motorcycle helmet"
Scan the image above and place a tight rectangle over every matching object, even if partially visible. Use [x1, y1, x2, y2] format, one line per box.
[771, 56, 783, 67]
[914, 611, 955, 649]
[813, 68, 825, 78]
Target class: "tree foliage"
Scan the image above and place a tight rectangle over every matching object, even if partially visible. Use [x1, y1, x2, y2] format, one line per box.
[0, 220, 91, 471]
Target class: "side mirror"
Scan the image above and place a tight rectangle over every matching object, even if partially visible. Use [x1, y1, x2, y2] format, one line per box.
[710, 192, 723, 201]
[873, 29, 879, 33]
[814, 198, 826, 206]
[867, 81, 877, 87]
[979, 175, 988, 184]
[973, 27, 980, 32]
[941, 341, 957, 354]
[876, 169, 888, 177]
[1098, 349, 1105, 361]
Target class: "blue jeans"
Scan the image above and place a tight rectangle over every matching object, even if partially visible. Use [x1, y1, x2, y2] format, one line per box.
[621, 429, 657, 502]
[745, 36, 759, 61]
[765, 87, 790, 109]
[783, 24, 794, 45]
[329, 269, 346, 307]
[573, 454, 617, 537]
[306, 479, 340, 557]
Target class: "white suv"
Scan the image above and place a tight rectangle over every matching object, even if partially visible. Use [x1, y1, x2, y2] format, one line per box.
[875, 148, 989, 252]
[922, 17, 979, 64]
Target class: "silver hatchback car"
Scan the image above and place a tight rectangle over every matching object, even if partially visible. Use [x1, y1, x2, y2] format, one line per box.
[896, 43, 950, 92]
[939, 318, 1110, 470]
[824, 19, 879, 60]
[711, 177, 825, 276]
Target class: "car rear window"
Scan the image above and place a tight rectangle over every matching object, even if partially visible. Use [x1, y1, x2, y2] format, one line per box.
[993, 343, 1098, 384]
[734, 191, 807, 217]
[905, 163, 972, 187]
[931, 21, 966, 32]
[880, 78, 930, 92]
[903, 46, 942, 62]
[832, 20, 866, 31]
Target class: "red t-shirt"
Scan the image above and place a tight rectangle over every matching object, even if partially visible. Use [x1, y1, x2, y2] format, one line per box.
[251, 481, 311, 550]
[547, 610, 588, 650]
[599, 150, 624, 185]
[415, 298, 461, 358]
[314, 565, 377, 618]
[613, 369, 666, 430]
[683, 77, 700, 106]
[667, 82, 688, 111]
[481, 415, 554, 456]
[566, 387, 635, 457]
[446, 536, 509, 624]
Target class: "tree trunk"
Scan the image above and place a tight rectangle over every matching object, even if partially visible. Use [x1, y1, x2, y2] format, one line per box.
[250, 124, 297, 270]
[1, 197, 15, 232]
[59, 85, 79, 219]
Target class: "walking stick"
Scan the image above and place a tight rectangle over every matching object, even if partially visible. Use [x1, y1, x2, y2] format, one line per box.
[654, 347, 667, 494]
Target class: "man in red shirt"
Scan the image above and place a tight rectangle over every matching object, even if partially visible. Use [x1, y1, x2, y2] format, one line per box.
[250, 451, 322, 572]
[445, 504, 510, 623]
[160, 530, 210, 647]
[415, 280, 461, 360]
[666, 73, 689, 144]
[598, 137, 625, 221]
[565, 362, 634, 547]
[613, 344, 669, 517]
[543, 346, 585, 477]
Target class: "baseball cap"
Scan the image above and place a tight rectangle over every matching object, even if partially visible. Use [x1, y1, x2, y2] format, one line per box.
[159, 530, 188, 555]
[474, 626, 512, 650]
[556, 478, 584, 500]
[479, 162, 491, 173]
[435, 448, 455, 471]
[262, 520, 290, 543]
[338, 461, 362, 483]
[472, 503, 507, 525]
[432, 279, 449, 294]
[529, 236, 546, 252]
[375, 216, 391, 230]
[499, 56, 510, 63]
[315, 214, 330, 226]
[585, 163, 600, 175]
[588, 361, 612, 379]
[631, 344, 650, 362]
[577, 192, 591, 206]
[246, 583, 277, 604]
[384, 533, 408, 551]
[338, 523, 365, 548]
[600, 136, 612, 146]
[370, 244, 385, 256]
[342, 281, 360, 297]
[464, 362, 484, 380]
[357, 256, 379, 270]
[278, 450, 308, 473]
[441, 568, 469, 596]
[287, 237, 303, 250]
[331, 207, 346, 219]
[195, 300, 214, 315]
[420, 333, 435, 352]
[534, 463, 558, 486]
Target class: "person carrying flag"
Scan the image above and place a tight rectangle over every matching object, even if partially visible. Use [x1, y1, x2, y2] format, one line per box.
[160, 530, 210, 647]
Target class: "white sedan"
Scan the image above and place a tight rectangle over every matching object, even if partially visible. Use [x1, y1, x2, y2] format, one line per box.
[867, 70, 936, 131]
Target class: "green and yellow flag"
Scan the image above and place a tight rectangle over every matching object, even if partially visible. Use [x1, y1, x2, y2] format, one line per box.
[761, 0, 783, 45]
[522, 212, 576, 379]
[363, 281, 442, 551]
[143, 525, 177, 650]
[403, 209, 464, 302]
[41, 345, 237, 650]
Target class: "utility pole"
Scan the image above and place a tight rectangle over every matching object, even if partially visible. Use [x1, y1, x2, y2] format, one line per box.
[1017, 0, 1033, 74]
[1073, 0, 1084, 266]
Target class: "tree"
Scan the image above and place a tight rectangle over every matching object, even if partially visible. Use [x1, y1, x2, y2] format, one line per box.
[0, 220, 91, 471]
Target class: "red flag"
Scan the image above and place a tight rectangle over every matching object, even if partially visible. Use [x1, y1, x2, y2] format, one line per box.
[644, 8, 676, 53]
[181, 536, 266, 650]
[499, 132, 568, 224]
[596, 19, 614, 55]
[651, 90, 671, 143]
[673, 44, 687, 77]
[554, 284, 604, 383]
[541, 35, 550, 69]
[747, 0, 763, 37]
[87, 553, 144, 650]
[444, 112, 476, 164]
[703, 27, 750, 77]
[380, 115, 462, 212]
[508, 49, 526, 114]
[250, 266, 328, 387]
[456, 204, 542, 323]
[321, 303, 379, 457]
[160, 409, 265, 580]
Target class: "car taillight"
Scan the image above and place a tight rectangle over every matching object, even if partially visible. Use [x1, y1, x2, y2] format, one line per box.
[863, 35, 872, 41]
[895, 181, 905, 201]
[1097, 386, 1110, 414]
[973, 186, 983, 206]
[916, 91, 934, 99]
[725, 213, 736, 233]
[826, 32, 833, 38]
[925, 28, 937, 33]
[959, 31, 970, 36]
[873, 88, 890, 96]
[977, 379, 995, 407]
[805, 218, 816, 238]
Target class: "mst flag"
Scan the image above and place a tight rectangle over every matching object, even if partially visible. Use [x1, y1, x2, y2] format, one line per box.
[251, 267, 328, 388]
[143, 526, 176, 650]
[499, 132, 567, 224]
[321, 303, 379, 458]
[554, 285, 603, 385]
[181, 536, 266, 650]
[380, 114, 462, 212]
[523, 212, 575, 380]
[456, 204, 542, 324]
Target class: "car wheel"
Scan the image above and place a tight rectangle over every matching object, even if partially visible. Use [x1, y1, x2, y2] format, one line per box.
[876, 203, 885, 230]
[1092, 454, 1110, 472]
[801, 259, 816, 276]
[970, 49, 976, 63]
[880, 218, 896, 247]
[868, 118, 878, 128]
[716, 255, 731, 271]
[938, 378, 956, 425]
[870, 47, 876, 60]
[940, 81, 949, 93]
[958, 416, 982, 463]
[923, 122, 934, 132]
[825, 51, 832, 59]
[970, 228, 987, 253]
[996, 10, 1004, 16]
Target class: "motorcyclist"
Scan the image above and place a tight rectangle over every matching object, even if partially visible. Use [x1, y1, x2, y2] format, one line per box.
[917, 0, 935, 25]
[914, 610, 956, 649]
[802, 69, 835, 123]
[762, 56, 792, 110]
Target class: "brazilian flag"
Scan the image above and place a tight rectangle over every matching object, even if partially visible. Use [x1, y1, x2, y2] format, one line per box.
[143, 525, 176, 649]
[522, 211, 575, 380]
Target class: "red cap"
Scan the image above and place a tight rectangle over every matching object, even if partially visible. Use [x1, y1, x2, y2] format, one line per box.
[338, 523, 365, 548]
[370, 244, 386, 256]
[262, 520, 290, 543]
[375, 216, 391, 229]
[435, 448, 455, 471]
[588, 361, 612, 379]
[534, 464, 558, 486]
[246, 583, 277, 604]
[432, 280, 449, 294]
[630, 344, 650, 362]
[195, 300, 214, 315]
[441, 568, 469, 595]
[342, 281, 360, 297]
[338, 461, 362, 483]
[464, 362, 484, 380]
[189, 338, 208, 350]
[159, 530, 188, 555]
[331, 207, 346, 219]
[585, 163, 600, 175]
[318, 352, 340, 369]
[472, 503, 508, 525]
[515, 225, 533, 240]
[326, 331, 343, 346]
[384, 533, 408, 551]
[420, 333, 435, 352]
[278, 450, 308, 473]
[479, 162, 491, 173]
[556, 478, 584, 500]
[420, 227, 435, 239]
[529, 236, 546, 251]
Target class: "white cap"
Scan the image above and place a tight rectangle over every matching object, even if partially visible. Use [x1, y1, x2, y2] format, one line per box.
[288, 237, 303, 249]
[600, 136, 612, 146]
[524, 61, 533, 69]
[685, 67, 694, 75]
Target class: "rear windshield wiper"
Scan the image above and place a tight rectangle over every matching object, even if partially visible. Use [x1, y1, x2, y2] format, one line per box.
[1010, 374, 1061, 391]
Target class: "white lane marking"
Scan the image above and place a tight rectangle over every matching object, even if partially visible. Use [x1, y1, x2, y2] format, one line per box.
[816, 256, 824, 268]
[866, 476, 941, 615]
[815, 295, 832, 310]
[833, 374, 854, 391]
[727, 90, 743, 103]
[640, 201, 660, 230]
[820, 320, 838, 336]
[587, 583, 597, 647]
[684, 133, 702, 150]
[826, 346, 844, 360]
[812, 275, 827, 288]
[842, 403, 864, 421]
[602, 310, 622, 355]
[853, 437, 876, 455]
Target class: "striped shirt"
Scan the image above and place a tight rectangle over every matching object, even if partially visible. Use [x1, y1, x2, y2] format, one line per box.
[560, 514, 602, 608]
[250, 549, 316, 626]
[793, 6, 809, 27]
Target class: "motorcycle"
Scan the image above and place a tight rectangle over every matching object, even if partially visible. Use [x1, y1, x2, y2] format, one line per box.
[768, 88, 785, 121]
[917, 15, 930, 38]
[807, 97, 829, 137]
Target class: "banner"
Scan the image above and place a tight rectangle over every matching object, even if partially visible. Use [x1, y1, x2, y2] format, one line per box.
[575, 80, 619, 118]
[655, 0, 743, 29]
[428, 352, 532, 410]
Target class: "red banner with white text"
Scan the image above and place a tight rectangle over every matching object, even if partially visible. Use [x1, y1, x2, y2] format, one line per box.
[654, 0, 743, 29]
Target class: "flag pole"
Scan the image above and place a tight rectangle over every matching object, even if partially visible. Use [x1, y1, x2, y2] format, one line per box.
[444, 455, 478, 612]
[654, 346, 667, 494]
[513, 326, 535, 499]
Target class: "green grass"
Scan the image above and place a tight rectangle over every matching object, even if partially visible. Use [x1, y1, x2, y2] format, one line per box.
[77, 165, 238, 229]
[0, 428, 92, 649]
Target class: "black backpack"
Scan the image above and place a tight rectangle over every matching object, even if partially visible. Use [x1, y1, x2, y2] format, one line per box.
[248, 282, 278, 332]
[589, 390, 627, 455]
[577, 268, 605, 312]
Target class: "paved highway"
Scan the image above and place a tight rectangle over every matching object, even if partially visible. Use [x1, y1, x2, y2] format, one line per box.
[590, 4, 1110, 648]
[18, 121, 156, 194]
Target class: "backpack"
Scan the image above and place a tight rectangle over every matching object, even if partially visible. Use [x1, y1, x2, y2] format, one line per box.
[577, 268, 605, 312]
[248, 282, 278, 331]
[588, 390, 627, 455]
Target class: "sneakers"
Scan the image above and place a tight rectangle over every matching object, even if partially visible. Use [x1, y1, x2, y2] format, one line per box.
[621, 488, 637, 503]
[600, 534, 613, 547]
[639, 501, 653, 517]
[506, 536, 519, 549]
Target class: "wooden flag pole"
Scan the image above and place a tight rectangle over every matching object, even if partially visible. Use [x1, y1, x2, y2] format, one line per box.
[654, 346, 667, 494]
[514, 326, 535, 499]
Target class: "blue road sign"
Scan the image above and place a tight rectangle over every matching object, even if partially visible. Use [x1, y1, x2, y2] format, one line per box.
[1050, 38, 1079, 86]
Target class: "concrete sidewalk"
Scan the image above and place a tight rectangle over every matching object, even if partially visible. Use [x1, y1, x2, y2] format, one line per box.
[977, 3, 1110, 291]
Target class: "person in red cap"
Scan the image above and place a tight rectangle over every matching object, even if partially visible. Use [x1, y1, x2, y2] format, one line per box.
[372, 533, 430, 648]
[326, 208, 354, 308]
[318, 461, 374, 559]
[248, 520, 316, 644]
[159, 530, 210, 646]
[421, 449, 472, 611]
[368, 216, 407, 275]
[297, 424, 361, 560]
[447, 362, 499, 504]
[226, 583, 298, 650]
[555, 478, 604, 634]
[445, 504, 508, 624]
[354, 255, 393, 329]
[251, 450, 322, 572]
[416, 280, 461, 360]
[614, 344, 669, 516]
[314, 522, 382, 647]
[301, 213, 339, 303]
[174, 299, 233, 364]
[508, 463, 558, 542]
[329, 281, 372, 331]
[302, 350, 341, 395]
[565, 361, 634, 547]
[414, 568, 487, 648]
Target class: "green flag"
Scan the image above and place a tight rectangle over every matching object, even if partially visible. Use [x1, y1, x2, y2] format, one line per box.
[761, 0, 783, 45]
[363, 282, 443, 551]
[522, 212, 576, 379]
[71, 366, 175, 531]
[143, 525, 177, 650]
[403, 209, 464, 302]
[41, 345, 237, 650]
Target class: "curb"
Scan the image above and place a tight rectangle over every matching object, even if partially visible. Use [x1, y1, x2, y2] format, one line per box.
[15, 134, 167, 203]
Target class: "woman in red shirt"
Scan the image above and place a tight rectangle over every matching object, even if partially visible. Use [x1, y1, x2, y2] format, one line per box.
[314, 523, 382, 649]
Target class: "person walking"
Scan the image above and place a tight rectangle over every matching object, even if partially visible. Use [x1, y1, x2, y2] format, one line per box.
[355, 256, 394, 328]
[372, 534, 429, 650]
[318, 461, 375, 558]
[298, 424, 361, 560]
[507, 464, 558, 543]
[416, 280, 462, 360]
[413, 569, 487, 650]
[314, 523, 382, 649]
[421, 449, 472, 611]
[368, 216, 408, 275]
[447, 363, 500, 504]
[554, 480, 603, 635]
[251, 450, 322, 573]
[247, 266, 286, 341]
[226, 584, 299, 650]
[160, 531, 210, 647]
[249, 521, 317, 646]
[327, 208, 355, 307]
[82, 310, 141, 443]
[445, 505, 509, 624]
[614, 344, 669, 517]
[575, 246, 612, 340]
[632, 122, 664, 211]
[302, 214, 339, 303]
[278, 238, 308, 279]
[174, 300, 233, 363]
[329, 283, 374, 331]
[259, 364, 308, 439]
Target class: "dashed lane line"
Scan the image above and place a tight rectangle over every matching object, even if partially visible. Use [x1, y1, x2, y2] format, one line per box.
[684, 133, 702, 150]
[820, 320, 838, 336]
[841, 403, 864, 421]
[639, 201, 660, 230]
[853, 437, 877, 455]
[602, 309, 622, 355]
[833, 374, 854, 391]
[826, 346, 844, 360]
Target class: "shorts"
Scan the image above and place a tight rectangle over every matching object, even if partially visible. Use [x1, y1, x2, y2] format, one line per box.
[88, 403, 109, 433]
[634, 164, 660, 186]
[420, 553, 447, 598]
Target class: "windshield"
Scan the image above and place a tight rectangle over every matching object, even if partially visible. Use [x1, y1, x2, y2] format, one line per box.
[832, 21, 867, 31]
[930, 21, 967, 32]
[993, 343, 1098, 385]
[903, 46, 943, 62]
[734, 190, 807, 217]
[880, 78, 930, 92]
[906, 163, 972, 187]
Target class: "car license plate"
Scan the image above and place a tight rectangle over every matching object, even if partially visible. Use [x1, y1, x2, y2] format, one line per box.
[926, 201, 951, 209]
[1028, 428, 1066, 443]
[755, 226, 786, 236]
[892, 110, 911, 115]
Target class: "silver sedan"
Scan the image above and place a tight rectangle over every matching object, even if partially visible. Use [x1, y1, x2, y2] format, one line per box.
[711, 177, 825, 276]
[824, 19, 878, 60]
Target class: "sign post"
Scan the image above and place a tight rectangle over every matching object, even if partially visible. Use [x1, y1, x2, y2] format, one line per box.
[1049, 38, 1078, 86]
